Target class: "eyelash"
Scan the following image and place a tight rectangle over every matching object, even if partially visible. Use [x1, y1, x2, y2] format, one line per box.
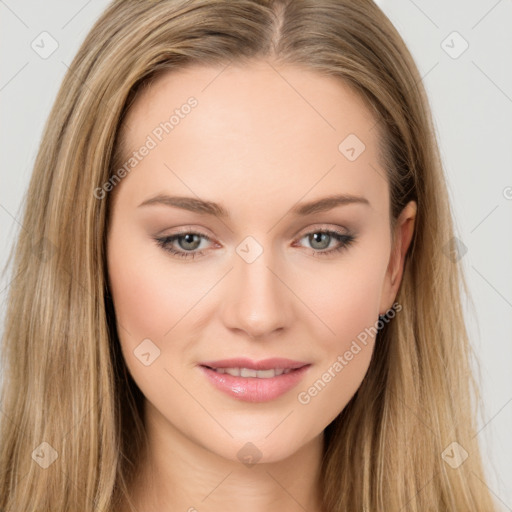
[154, 228, 356, 260]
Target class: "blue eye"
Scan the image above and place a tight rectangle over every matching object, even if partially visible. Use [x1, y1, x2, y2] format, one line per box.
[154, 228, 356, 260]
[154, 231, 212, 259]
[298, 229, 356, 256]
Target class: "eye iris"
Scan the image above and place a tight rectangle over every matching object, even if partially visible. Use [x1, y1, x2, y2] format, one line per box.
[309, 232, 330, 250]
[179, 234, 201, 251]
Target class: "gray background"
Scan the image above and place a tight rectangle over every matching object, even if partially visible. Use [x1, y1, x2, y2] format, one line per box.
[1, 0, 511, 509]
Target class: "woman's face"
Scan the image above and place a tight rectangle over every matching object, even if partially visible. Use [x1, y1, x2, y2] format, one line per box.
[106, 60, 415, 464]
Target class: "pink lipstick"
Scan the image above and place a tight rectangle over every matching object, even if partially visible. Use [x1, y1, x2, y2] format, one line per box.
[199, 357, 311, 402]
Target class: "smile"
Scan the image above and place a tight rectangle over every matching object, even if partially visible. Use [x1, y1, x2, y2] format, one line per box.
[199, 364, 311, 402]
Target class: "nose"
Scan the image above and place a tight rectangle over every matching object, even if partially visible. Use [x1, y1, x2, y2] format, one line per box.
[219, 245, 293, 339]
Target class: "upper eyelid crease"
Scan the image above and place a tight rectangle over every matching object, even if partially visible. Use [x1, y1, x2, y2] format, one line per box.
[137, 193, 370, 218]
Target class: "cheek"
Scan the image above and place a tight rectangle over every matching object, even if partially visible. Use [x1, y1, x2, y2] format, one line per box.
[329, 267, 384, 343]
[298, 247, 388, 351]
[294, 277, 383, 434]
[107, 228, 208, 342]
[109, 260, 179, 340]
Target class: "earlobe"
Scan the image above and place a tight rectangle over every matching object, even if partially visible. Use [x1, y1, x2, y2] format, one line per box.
[379, 200, 417, 315]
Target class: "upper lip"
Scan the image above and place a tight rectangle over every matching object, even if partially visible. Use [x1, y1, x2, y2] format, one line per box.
[200, 358, 309, 371]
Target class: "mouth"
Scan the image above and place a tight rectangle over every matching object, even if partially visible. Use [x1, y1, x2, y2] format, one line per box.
[198, 358, 311, 402]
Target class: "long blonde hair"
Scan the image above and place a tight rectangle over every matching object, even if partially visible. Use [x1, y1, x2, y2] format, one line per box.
[0, 1, 496, 510]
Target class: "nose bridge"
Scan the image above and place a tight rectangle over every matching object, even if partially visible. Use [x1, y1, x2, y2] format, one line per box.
[221, 236, 291, 338]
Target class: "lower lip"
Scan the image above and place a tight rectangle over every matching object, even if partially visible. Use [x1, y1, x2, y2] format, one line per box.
[199, 365, 311, 403]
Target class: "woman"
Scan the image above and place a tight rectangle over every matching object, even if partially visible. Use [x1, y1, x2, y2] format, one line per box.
[0, 0, 497, 510]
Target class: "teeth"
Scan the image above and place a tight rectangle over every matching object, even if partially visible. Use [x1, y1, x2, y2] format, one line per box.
[212, 367, 294, 378]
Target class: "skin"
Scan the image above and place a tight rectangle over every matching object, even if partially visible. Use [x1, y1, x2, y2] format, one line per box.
[106, 59, 416, 512]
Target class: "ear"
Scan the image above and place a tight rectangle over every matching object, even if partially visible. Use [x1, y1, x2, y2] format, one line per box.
[379, 200, 417, 315]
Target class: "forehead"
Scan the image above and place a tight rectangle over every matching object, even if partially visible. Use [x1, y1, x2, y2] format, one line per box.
[116, 60, 387, 218]
[125, 60, 378, 144]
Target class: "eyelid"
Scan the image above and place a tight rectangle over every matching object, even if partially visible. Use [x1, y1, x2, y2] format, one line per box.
[294, 223, 351, 238]
[157, 225, 214, 238]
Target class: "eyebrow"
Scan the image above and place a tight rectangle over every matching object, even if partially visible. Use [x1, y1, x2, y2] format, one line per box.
[137, 193, 370, 217]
